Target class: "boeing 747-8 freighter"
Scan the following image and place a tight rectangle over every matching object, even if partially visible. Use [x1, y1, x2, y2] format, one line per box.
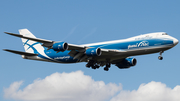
[4, 29, 178, 71]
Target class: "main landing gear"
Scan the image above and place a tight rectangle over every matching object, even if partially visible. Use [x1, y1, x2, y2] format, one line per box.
[86, 60, 100, 69]
[158, 51, 163, 60]
[104, 63, 111, 71]
[86, 60, 111, 71]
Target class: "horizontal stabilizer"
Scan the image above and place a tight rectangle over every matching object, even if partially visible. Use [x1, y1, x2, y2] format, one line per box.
[3, 49, 38, 56]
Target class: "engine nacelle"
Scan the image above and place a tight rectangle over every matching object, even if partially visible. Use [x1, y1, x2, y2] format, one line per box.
[52, 42, 68, 51]
[116, 57, 137, 69]
[86, 48, 101, 56]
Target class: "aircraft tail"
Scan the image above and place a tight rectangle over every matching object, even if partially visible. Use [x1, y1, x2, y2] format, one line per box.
[19, 29, 44, 53]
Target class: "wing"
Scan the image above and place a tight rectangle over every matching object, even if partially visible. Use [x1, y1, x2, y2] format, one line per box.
[4, 32, 126, 62]
[3, 49, 38, 56]
[4, 32, 85, 50]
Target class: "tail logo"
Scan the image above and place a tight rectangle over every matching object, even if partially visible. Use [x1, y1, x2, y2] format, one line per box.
[23, 40, 41, 52]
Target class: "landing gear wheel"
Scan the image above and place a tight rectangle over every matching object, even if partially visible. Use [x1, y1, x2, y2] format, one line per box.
[104, 62, 111, 71]
[158, 56, 163, 60]
[95, 65, 100, 69]
[92, 65, 96, 69]
[86, 60, 94, 68]
[104, 67, 109, 71]
[86, 64, 91, 68]
[158, 51, 164, 60]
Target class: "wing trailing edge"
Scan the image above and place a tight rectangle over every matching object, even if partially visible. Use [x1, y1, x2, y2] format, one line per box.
[3, 49, 38, 56]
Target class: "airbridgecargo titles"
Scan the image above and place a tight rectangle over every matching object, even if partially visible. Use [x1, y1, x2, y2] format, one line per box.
[128, 41, 149, 49]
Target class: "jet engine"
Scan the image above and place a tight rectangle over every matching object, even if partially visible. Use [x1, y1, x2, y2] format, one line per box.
[86, 48, 101, 56]
[116, 57, 137, 69]
[52, 42, 68, 51]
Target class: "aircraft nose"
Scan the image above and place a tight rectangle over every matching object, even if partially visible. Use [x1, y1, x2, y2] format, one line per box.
[173, 38, 179, 45]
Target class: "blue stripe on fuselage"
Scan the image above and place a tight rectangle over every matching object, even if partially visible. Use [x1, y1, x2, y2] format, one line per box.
[89, 38, 174, 50]
[42, 38, 173, 63]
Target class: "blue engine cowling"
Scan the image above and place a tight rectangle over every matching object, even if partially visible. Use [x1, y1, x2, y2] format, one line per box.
[86, 48, 101, 56]
[52, 42, 68, 51]
[116, 57, 137, 69]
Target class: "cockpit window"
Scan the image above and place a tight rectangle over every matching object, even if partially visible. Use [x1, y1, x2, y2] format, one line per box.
[162, 33, 168, 35]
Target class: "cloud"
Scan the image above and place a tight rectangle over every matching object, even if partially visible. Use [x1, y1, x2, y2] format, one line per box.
[4, 71, 180, 101]
[4, 71, 122, 101]
[110, 81, 180, 101]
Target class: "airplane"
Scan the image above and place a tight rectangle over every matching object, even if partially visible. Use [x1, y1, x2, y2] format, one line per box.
[3, 29, 179, 71]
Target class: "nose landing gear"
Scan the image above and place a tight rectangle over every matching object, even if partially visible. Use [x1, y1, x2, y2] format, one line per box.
[158, 56, 163, 60]
[158, 51, 164, 60]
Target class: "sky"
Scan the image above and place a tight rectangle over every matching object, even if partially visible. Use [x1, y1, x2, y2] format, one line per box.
[0, 0, 180, 101]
